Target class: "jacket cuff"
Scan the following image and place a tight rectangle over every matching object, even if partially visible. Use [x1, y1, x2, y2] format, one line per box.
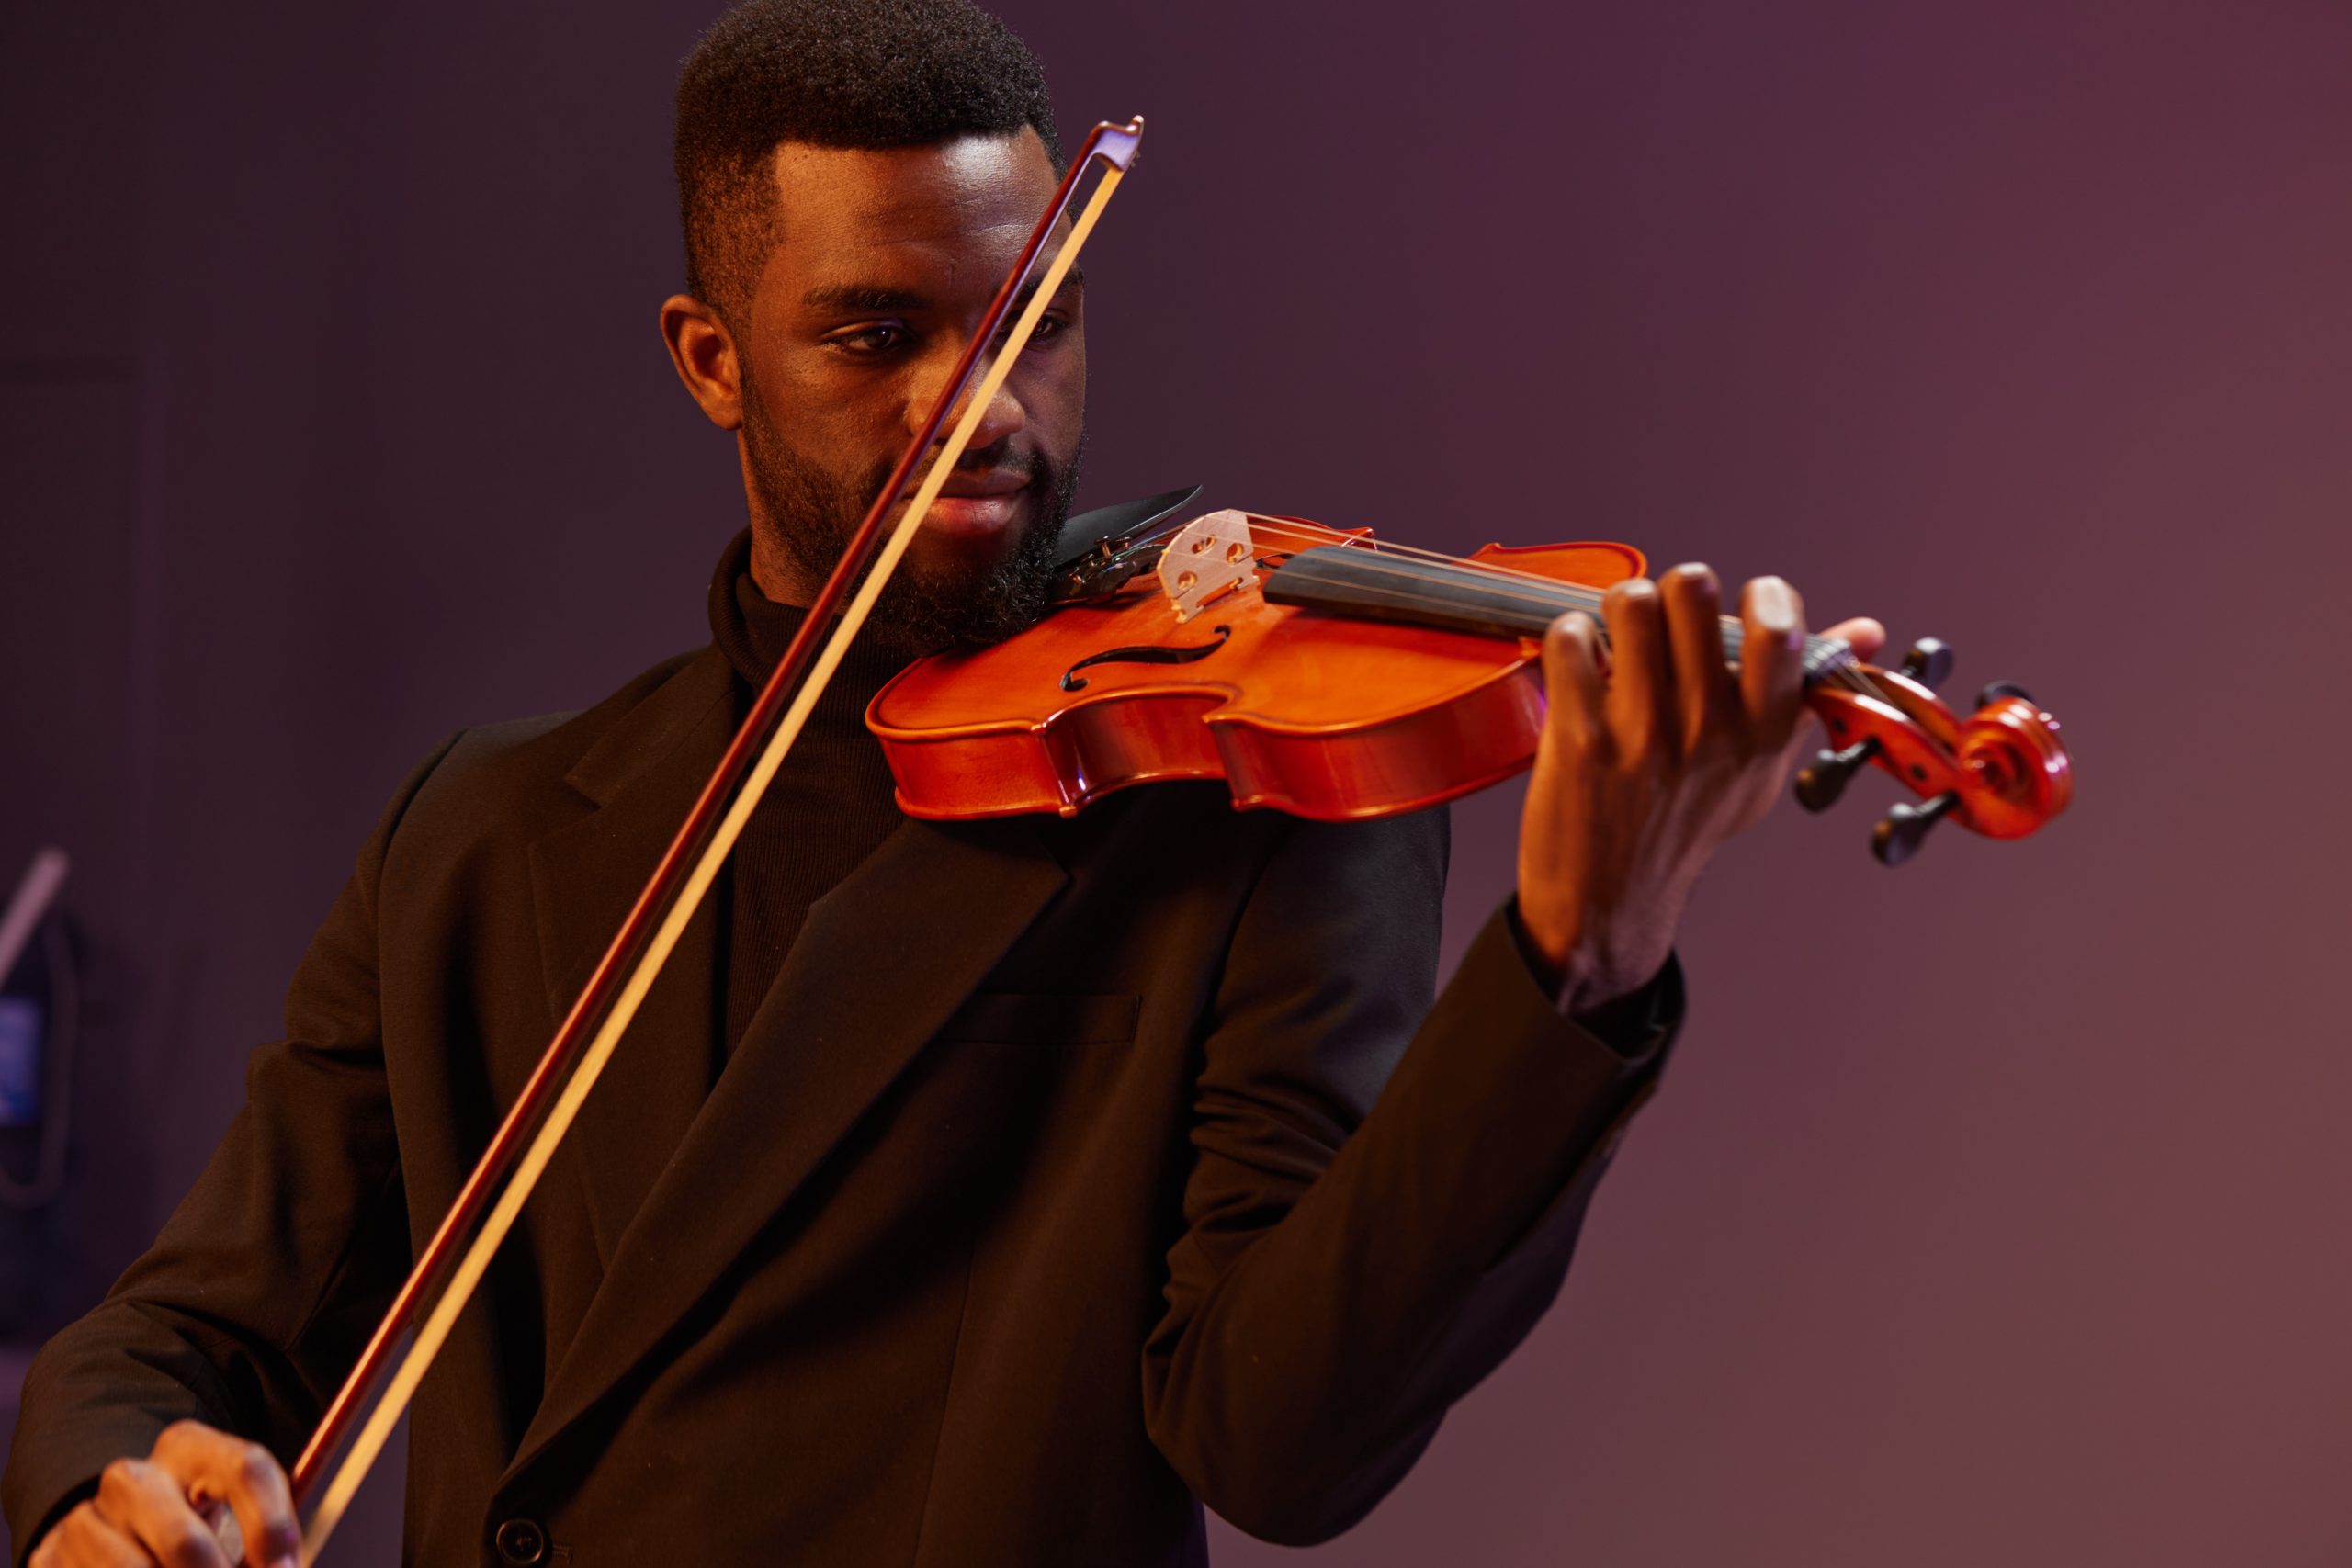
[1494, 896, 1684, 1067]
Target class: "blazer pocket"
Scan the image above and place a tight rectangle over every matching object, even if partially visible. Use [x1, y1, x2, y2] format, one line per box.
[936, 990, 1142, 1046]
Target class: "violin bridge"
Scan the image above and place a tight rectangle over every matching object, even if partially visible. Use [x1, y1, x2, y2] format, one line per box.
[1157, 510, 1259, 622]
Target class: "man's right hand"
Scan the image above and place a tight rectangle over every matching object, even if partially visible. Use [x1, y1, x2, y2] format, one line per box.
[29, 1421, 300, 1568]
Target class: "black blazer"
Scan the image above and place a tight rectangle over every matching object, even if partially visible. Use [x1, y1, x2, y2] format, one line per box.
[5, 642, 1679, 1567]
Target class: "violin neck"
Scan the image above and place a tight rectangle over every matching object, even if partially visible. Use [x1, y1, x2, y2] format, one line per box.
[1261, 545, 1855, 683]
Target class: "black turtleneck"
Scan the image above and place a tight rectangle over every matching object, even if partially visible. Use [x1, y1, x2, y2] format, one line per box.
[707, 530, 908, 1055]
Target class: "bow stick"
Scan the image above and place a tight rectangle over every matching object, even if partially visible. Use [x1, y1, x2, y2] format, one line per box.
[290, 116, 1146, 1562]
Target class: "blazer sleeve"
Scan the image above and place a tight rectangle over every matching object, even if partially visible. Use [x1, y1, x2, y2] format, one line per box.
[1140, 806, 1682, 1546]
[0, 736, 458, 1565]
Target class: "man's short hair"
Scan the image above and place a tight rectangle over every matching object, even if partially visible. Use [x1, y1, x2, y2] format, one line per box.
[674, 0, 1063, 326]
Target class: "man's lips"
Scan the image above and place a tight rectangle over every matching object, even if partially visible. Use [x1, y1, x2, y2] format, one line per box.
[918, 468, 1032, 536]
[937, 467, 1030, 498]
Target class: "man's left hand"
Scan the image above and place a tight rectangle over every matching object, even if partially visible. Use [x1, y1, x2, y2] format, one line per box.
[1515, 563, 1885, 1016]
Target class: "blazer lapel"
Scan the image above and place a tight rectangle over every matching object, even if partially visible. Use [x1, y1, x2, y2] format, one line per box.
[526, 648, 737, 1269]
[503, 807, 1069, 1483]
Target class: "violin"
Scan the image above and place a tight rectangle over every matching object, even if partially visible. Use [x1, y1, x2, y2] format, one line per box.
[873, 503, 2072, 864]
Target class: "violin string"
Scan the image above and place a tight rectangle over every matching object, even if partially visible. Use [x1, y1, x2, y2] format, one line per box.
[1225, 517, 1881, 697]
[1114, 515, 1891, 705]
[1267, 520, 1893, 703]
[1238, 519, 1873, 692]
[1114, 512, 1877, 695]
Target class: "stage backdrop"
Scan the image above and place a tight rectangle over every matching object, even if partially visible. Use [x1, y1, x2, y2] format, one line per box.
[4, 2, 2347, 1562]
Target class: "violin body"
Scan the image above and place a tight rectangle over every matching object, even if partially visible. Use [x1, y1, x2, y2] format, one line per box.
[872, 508, 2072, 861]
[872, 517, 1646, 821]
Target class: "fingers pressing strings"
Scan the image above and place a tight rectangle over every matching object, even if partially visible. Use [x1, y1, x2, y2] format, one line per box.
[1660, 564, 1736, 755]
[1539, 609, 1610, 755]
[1736, 575, 1809, 750]
[1594, 579, 1672, 764]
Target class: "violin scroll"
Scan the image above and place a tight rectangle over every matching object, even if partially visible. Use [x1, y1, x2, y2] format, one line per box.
[1798, 638, 2071, 864]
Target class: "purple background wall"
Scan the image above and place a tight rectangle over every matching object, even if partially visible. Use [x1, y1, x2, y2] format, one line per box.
[5, 1, 2347, 1562]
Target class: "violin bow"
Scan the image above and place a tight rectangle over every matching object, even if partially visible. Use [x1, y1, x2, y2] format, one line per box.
[288, 117, 1146, 1562]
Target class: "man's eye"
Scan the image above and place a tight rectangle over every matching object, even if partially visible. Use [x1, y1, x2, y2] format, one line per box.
[996, 313, 1069, 351]
[831, 324, 909, 356]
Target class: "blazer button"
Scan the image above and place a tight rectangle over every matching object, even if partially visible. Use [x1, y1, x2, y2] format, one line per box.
[493, 1517, 548, 1566]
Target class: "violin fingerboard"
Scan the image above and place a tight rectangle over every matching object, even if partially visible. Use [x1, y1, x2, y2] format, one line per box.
[1265, 546, 1853, 684]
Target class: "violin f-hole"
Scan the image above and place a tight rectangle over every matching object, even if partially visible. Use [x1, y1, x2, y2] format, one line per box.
[1061, 625, 1232, 692]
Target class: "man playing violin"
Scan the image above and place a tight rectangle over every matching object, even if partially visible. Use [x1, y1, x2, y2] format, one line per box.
[5, 2, 1883, 1564]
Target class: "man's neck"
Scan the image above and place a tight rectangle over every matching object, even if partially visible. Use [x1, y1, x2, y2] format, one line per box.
[746, 530, 816, 609]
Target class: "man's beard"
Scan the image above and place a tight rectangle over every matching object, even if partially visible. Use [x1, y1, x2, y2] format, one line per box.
[741, 382, 1082, 659]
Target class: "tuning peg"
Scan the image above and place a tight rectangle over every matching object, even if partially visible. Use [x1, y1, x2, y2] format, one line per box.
[1872, 790, 1960, 866]
[1793, 736, 1881, 812]
[1898, 637, 1953, 690]
[1975, 680, 2034, 709]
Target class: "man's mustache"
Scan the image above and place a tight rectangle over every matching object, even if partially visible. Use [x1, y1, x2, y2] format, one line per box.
[867, 445, 1047, 502]
[939, 445, 1040, 479]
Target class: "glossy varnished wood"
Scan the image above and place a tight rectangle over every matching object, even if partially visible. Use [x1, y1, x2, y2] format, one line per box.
[869, 517, 1645, 820]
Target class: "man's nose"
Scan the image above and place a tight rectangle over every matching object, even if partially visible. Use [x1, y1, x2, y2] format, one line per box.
[905, 351, 1027, 453]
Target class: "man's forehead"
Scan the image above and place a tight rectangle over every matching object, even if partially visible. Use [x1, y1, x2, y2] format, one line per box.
[763, 130, 1057, 278]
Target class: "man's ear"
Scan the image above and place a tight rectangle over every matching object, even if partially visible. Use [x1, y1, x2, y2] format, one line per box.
[660, 294, 744, 431]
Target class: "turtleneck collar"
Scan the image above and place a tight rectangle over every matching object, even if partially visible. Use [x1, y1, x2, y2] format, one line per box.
[706, 527, 911, 702]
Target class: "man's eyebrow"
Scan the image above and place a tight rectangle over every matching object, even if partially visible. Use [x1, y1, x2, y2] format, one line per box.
[1011, 266, 1083, 313]
[801, 282, 931, 314]
[799, 269, 1085, 320]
